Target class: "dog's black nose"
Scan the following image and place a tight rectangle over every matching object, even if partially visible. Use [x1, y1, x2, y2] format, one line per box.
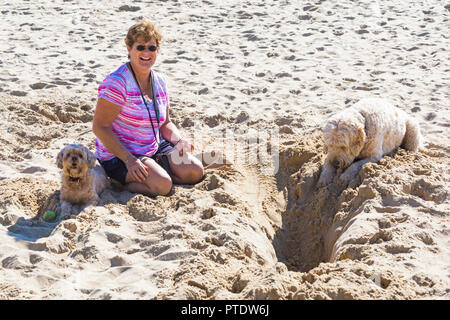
[332, 160, 340, 169]
[72, 156, 78, 162]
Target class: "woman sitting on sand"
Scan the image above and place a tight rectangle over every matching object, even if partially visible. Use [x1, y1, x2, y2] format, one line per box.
[92, 18, 204, 196]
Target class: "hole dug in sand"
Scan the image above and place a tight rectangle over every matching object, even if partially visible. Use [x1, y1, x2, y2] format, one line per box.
[272, 135, 342, 273]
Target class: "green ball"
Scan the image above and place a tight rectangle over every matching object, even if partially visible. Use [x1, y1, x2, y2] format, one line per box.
[43, 210, 56, 222]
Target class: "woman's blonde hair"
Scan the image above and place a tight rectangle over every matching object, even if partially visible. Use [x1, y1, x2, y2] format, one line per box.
[125, 18, 163, 48]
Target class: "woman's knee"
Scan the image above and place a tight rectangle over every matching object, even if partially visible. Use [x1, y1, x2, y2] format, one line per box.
[144, 173, 172, 196]
[191, 163, 205, 183]
[177, 163, 204, 184]
[137, 158, 172, 196]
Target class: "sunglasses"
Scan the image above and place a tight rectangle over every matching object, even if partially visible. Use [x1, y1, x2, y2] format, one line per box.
[136, 44, 157, 52]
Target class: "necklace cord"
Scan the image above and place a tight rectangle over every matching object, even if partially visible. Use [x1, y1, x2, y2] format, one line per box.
[127, 62, 161, 143]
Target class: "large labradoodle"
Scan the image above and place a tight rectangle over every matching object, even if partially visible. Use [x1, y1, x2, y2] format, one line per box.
[318, 98, 422, 187]
[56, 144, 109, 217]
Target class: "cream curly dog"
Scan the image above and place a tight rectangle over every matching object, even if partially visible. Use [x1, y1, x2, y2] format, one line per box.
[57, 144, 109, 217]
[318, 98, 422, 187]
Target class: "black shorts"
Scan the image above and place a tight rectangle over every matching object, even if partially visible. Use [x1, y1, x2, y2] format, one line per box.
[98, 140, 175, 185]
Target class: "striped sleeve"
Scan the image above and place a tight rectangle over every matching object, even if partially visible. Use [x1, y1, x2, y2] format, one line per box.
[98, 75, 126, 108]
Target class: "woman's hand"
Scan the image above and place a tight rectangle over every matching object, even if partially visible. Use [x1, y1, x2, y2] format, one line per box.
[174, 138, 194, 156]
[125, 156, 149, 183]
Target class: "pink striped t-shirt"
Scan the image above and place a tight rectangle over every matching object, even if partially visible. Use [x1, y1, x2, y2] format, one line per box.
[95, 63, 169, 161]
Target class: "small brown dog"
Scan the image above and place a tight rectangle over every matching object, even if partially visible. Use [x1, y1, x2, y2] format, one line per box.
[56, 144, 109, 217]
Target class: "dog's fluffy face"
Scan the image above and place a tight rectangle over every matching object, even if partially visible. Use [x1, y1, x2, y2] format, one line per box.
[57, 144, 96, 179]
[323, 118, 365, 171]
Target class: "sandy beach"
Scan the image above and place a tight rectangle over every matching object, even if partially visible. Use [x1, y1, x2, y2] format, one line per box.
[0, 0, 449, 299]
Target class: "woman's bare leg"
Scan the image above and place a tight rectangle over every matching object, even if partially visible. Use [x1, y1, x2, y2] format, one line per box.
[125, 157, 172, 196]
[167, 151, 204, 184]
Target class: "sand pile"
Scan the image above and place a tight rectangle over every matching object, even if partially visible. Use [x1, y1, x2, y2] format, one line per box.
[1, 0, 449, 299]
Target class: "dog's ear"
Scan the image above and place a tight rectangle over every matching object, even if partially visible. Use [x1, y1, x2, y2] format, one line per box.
[82, 146, 97, 168]
[56, 147, 66, 169]
[349, 113, 366, 152]
[351, 126, 366, 152]
[322, 120, 338, 154]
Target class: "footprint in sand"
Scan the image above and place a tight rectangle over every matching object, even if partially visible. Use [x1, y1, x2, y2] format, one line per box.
[10, 90, 27, 97]
[117, 5, 141, 12]
[30, 82, 47, 90]
[21, 166, 47, 174]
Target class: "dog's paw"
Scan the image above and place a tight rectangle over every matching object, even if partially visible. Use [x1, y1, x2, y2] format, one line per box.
[81, 205, 95, 215]
[317, 178, 327, 188]
[60, 201, 73, 213]
[318, 173, 333, 187]
[338, 172, 355, 187]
